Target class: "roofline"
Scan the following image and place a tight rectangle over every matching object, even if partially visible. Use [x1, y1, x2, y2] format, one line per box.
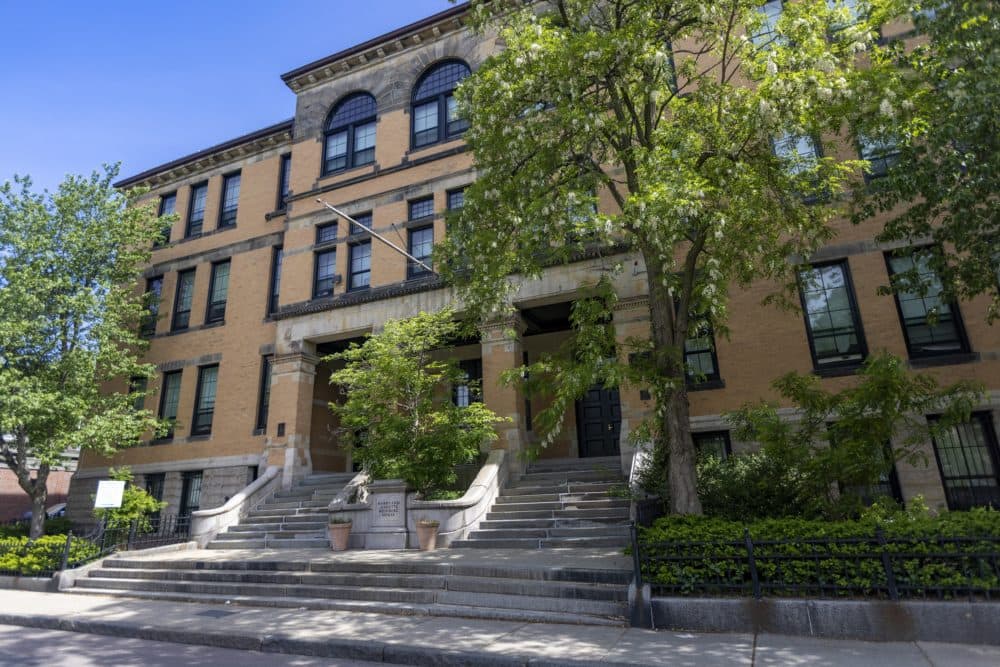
[114, 118, 295, 189]
[280, 2, 471, 84]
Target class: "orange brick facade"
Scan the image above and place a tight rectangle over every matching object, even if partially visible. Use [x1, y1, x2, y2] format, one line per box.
[67, 5, 1000, 528]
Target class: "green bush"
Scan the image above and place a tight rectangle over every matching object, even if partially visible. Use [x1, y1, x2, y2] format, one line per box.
[639, 508, 1000, 598]
[0, 517, 74, 539]
[0, 535, 100, 576]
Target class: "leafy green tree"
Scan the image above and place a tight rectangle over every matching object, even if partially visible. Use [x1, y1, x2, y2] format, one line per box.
[93, 466, 167, 531]
[855, 1, 1000, 319]
[0, 166, 164, 538]
[444, 0, 900, 513]
[327, 309, 505, 498]
[722, 353, 981, 519]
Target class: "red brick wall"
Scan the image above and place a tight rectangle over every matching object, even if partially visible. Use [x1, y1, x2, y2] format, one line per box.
[0, 469, 73, 522]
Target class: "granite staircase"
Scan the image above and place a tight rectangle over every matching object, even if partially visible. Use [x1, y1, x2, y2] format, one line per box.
[451, 456, 631, 549]
[205, 472, 355, 549]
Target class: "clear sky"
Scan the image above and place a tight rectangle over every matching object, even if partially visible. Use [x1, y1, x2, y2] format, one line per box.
[0, 0, 456, 192]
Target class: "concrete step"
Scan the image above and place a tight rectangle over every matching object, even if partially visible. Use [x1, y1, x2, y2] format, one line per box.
[502, 481, 621, 496]
[227, 522, 327, 532]
[297, 474, 354, 487]
[476, 517, 630, 530]
[213, 530, 326, 540]
[493, 498, 629, 512]
[514, 469, 622, 484]
[452, 536, 628, 549]
[525, 456, 621, 472]
[247, 507, 327, 519]
[65, 588, 625, 626]
[485, 507, 630, 521]
[468, 525, 631, 540]
[436, 589, 626, 617]
[495, 491, 616, 504]
[75, 577, 437, 604]
[206, 537, 329, 549]
[87, 568, 448, 590]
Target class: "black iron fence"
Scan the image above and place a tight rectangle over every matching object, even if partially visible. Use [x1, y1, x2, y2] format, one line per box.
[0, 514, 191, 578]
[633, 525, 1000, 601]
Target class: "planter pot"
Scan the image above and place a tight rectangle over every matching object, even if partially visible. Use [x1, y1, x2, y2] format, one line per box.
[416, 521, 440, 551]
[328, 522, 352, 551]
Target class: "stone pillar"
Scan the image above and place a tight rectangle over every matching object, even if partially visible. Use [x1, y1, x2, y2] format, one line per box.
[613, 295, 654, 475]
[481, 314, 528, 472]
[265, 348, 319, 489]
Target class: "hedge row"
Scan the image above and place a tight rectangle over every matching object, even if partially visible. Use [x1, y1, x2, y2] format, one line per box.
[0, 518, 73, 539]
[0, 535, 100, 576]
[638, 509, 1000, 598]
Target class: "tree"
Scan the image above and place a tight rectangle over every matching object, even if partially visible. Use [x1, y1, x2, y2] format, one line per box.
[721, 353, 981, 519]
[327, 309, 505, 498]
[444, 0, 899, 513]
[0, 166, 164, 538]
[855, 1, 1000, 320]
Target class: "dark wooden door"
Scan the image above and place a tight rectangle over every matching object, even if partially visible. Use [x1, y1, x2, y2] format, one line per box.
[576, 385, 622, 458]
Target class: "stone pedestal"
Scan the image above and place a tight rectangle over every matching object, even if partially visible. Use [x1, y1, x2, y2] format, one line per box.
[481, 314, 528, 474]
[614, 295, 654, 475]
[358, 479, 408, 549]
[265, 349, 319, 489]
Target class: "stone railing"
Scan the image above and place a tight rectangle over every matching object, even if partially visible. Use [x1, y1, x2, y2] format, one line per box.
[327, 450, 508, 549]
[407, 449, 508, 548]
[189, 465, 281, 547]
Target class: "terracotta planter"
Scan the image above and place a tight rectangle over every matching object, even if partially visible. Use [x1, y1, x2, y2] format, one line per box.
[328, 521, 352, 551]
[416, 520, 440, 551]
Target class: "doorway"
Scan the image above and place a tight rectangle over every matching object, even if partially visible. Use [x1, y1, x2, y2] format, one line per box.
[575, 385, 621, 458]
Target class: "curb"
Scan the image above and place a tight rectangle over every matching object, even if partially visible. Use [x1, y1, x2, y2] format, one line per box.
[0, 612, 630, 666]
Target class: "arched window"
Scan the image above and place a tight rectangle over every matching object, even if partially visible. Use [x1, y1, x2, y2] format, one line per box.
[411, 60, 470, 148]
[323, 93, 377, 174]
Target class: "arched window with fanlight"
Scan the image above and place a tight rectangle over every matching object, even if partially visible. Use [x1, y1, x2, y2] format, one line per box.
[323, 92, 377, 175]
[411, 60, 471, 148]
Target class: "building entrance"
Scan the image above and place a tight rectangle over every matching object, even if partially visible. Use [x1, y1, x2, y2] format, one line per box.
[575, 385, 621, 458]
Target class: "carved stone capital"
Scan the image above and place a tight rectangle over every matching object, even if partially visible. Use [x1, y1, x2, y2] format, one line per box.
[480, 312, 526, 344]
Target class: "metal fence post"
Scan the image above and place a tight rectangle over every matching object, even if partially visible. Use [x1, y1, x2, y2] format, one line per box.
[60, 531, 73, 571]
[128, 518, 138, 551]
[631, 522, 644, 588]
[745, 529, 761, 600]
[876, 527, 899, 601]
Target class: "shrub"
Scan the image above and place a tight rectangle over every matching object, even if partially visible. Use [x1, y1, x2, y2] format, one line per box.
[0, 517, 74, 539]
[0, 535, 100, 576]
[638, 508, 1000, 598]
[93, 466, 166, 531]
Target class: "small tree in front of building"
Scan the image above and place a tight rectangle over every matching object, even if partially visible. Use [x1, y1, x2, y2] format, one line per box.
[444, 0, 903, 514]
[327, 309, 505, 499]
[93, 467, 166, 531]
[0, 166, 165, 538]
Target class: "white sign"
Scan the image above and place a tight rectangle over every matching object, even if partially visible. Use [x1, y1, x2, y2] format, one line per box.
[94, 480, 126, 509]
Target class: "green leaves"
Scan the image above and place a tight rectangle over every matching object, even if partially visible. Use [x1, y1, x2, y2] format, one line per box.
[327, 309, 505, 497]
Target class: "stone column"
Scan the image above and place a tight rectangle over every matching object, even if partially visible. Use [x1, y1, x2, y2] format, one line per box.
[613, 295, 654, 475]
[265, 348, 319, 489]
[480, 314, 528, 471]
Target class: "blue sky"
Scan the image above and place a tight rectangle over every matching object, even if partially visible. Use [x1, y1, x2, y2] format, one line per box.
[0, 0, 456, 192]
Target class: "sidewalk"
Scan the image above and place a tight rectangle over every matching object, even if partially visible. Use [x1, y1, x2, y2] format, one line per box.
[1, 590, 998, 666]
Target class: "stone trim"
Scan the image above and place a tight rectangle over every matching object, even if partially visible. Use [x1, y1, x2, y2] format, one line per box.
[157, 353, 222, 372]
[145, 231, 284, 277]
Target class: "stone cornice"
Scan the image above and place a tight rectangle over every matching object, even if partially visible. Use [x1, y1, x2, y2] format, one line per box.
[280, 4, 471, 94]
[115, 120, 294, 190]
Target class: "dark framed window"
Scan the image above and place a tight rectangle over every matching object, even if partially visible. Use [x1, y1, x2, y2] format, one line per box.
[693, 431, 732, 460]
[447, 188, 466, 211]
[751, 1, 783, 47]
[842, 452, 904, 507]
[349, 211, 372, 236]
[684, 315, 721, 386]
[313, 249, 337, 298]
[157, 370, 182, 439]
[145, 472, 165, 522]
[129, 376, 147, 412]
[798, 260, 867, 370]
[773, 132, 820, 175]
[268, 246, 283, 315]
[179, 471, 203, 519]
[323, 93, 377, 174]
[155, 193, 176, 247]
[277, 153, 292, 210]
[255, 355, 272, 434]
[407, 226, 434, 278]
[930, 413, 1000, 511]
[185, 182, 208, 237]
[411, 60, 471, 148]
[205, 260, 230, 324]
[885, 250, 970, 358]
[858, 135, 900, 181]
[453, 359, 483, 407]
[142, 275, 163, 337]
[316, 222, 338, 245]
[191, 365, 219, 437]
[218, 172, 240, 228]
[171, 269, 196, 331]
[348, 241, 372, 291]
[409, 197, 434, 221]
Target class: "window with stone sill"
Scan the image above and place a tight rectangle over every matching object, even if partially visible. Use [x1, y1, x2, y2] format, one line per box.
[324, 93, 377, 175]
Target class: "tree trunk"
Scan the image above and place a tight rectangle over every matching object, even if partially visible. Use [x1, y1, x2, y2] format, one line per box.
[642, 247, 703, 515]
[27, 469, 49, 539]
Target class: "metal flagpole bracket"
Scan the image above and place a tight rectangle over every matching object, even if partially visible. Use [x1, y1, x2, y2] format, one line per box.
[315, 198, 435, 274]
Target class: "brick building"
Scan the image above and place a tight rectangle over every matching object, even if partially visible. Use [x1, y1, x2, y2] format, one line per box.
[66, 3, 1000, 528]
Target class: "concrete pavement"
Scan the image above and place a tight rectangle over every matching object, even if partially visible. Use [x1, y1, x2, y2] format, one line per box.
[0, 590, 998, 666]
